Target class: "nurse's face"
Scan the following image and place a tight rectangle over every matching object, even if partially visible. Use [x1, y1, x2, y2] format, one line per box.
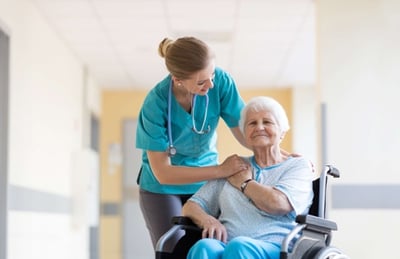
[181, 61, 215, 96]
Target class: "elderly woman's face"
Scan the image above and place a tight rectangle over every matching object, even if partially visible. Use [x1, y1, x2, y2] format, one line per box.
[243, 109, 281, 148]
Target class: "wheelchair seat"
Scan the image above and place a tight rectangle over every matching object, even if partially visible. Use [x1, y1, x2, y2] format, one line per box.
[155, 165, 349, 259]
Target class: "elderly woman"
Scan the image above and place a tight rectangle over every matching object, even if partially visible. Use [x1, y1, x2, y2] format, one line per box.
[182, 96, 314, 259]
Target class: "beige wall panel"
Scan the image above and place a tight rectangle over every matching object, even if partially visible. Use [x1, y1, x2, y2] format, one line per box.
[100, 90, 147, 259]
[100, 91, 147, 201]
[100, 217, 122, 259]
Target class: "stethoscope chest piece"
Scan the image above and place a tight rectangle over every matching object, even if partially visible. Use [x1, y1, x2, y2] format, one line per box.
[168, 145, 177, 157]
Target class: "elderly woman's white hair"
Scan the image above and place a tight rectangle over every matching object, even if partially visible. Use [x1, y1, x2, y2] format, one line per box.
[239, 96, 290, 134]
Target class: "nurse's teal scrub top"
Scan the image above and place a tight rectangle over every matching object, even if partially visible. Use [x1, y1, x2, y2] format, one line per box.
[136, 67, 245, 195]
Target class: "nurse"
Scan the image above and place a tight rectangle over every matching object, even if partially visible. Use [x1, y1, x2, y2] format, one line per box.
[136, 36, 249, 250]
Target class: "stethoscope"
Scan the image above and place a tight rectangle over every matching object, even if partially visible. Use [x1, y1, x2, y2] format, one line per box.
[167, 79, 210, 157]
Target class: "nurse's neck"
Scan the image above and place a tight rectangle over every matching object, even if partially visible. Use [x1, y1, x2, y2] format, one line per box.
[173, 82, 193, 113]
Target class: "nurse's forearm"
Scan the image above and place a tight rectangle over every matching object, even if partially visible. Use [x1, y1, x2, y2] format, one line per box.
[147, 151, 248, 184]
[153, 165, 223, 184]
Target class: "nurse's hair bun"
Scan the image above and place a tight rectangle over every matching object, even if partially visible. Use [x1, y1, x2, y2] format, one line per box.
[158, 38, 174, 58]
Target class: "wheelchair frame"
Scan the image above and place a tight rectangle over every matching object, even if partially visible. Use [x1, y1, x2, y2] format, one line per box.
[155, 165, 349, 259]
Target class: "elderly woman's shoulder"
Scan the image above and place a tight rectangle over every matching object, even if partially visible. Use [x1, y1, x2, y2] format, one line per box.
[286, 156, 313, 169]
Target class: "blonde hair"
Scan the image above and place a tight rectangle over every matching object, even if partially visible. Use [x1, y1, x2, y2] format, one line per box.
[158, 37, 215, 80]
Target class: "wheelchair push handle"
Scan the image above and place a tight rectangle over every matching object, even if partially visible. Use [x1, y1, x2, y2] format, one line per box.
[325, 165, 340, 178]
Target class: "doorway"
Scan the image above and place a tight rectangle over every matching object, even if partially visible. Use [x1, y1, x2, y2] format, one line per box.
[122, 119, 153, 259]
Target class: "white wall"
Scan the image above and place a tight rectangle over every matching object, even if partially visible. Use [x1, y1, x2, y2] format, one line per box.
[318, 0, 400, 258]
[0, 0, 100, 258]
[292, 86, 319, 169]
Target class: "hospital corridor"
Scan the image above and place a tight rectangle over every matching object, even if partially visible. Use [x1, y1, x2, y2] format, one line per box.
[1, 0, 400, 259]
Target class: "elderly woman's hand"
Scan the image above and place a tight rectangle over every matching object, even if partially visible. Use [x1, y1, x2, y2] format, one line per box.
[200, 215, 228, 243]
[227, 166, 253, 191]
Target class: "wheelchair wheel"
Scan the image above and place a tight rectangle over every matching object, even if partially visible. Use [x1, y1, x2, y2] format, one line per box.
[313, 246, 349, 259]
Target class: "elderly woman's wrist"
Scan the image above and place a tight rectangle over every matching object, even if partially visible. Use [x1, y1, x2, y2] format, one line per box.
[240, 179, 253, 192]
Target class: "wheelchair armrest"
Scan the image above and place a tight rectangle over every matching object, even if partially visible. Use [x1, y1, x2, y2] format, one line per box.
[171, 216, 202, 232]
[281, 215, 338, 256]
[156, 216, 201, 254]
[171, 216, 196, 226]
[296, 214, 337, 234]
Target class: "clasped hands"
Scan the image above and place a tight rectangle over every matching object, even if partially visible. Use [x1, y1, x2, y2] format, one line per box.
[219, 154, 253, 191]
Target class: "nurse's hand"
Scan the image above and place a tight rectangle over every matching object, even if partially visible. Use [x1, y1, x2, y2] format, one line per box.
[218, 154, 249, 178]
[280, 149, 315, 173]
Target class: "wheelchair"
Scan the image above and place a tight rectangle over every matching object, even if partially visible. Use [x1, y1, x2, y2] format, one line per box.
[155, 165, 349, 259]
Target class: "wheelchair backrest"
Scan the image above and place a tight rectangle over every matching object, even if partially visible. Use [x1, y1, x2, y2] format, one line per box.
[308, 165, 340, 218]
[308, 178, 322, 217]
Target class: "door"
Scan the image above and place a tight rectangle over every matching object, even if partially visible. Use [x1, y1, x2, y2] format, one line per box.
[122, 119, 153, 259]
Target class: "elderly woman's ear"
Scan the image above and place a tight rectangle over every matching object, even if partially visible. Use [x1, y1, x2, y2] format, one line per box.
[280, 132, 286, 141]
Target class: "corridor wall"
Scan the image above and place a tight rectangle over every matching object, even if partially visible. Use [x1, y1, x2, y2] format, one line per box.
[0, 0, 101, 258]
[318, 0, 400, 258]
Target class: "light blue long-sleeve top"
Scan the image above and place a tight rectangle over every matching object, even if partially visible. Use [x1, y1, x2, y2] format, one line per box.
[188, 156, 314, 245]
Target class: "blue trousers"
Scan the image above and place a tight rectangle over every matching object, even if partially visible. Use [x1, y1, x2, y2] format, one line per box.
[187, 236, 281, 259]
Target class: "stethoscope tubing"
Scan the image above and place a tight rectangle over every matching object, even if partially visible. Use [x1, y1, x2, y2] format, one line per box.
[167, 81, 176, 157]
[167, 79, 210, 157]
[191, 94, 210, 134]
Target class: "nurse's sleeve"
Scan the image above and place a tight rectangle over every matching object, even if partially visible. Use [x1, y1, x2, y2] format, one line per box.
[217, 71, 245, 128]
[136, 92, 169, 152]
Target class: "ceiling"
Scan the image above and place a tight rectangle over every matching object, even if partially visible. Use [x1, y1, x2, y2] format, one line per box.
[31, 0, 316, 90]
